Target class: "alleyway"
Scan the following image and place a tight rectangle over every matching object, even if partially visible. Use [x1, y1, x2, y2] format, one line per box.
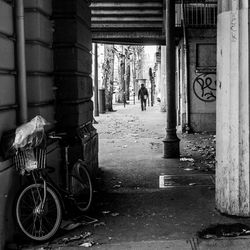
[22, 102, 250, 250]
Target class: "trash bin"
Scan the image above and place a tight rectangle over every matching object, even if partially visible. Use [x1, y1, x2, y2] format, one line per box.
[99, 88, 105, 114]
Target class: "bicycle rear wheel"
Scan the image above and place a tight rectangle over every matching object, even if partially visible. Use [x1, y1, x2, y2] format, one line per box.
[70, 161, 93, 212]
[16, 183, 62, 241]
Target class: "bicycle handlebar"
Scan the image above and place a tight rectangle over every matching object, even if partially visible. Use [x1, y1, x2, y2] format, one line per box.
[48, 132, 67, 141]
[48, 135, 63, 140]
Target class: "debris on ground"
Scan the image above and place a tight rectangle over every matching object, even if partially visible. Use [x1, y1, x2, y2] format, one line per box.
[180, 157, 195, 162]
[111, 212, 120, 217]
[189, 183, 197, 186]
[94, 222, 106, 228]
[79, 241, 95, 247]
[198, 223, 250, 239]
[102, 210, 111, 215]
[182, 132, 216, 173]
[61, 232, 91, 244]
[36, 247, 52, 250]
[150, 142, 161, 150]
[61, 222, 81, 231]
[61, 216, 98, 231]
[184, 168, 194, 171]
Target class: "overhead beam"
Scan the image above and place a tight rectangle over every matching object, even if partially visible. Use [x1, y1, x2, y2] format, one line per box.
[92, 30, 165, 45]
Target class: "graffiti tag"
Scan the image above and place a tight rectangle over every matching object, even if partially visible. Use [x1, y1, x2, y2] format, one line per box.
[193, 73, 216, 102]
[231, 12, 238, 42]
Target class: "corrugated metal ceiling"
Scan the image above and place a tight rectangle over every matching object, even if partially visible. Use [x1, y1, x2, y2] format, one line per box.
[90, 0, 165, 45]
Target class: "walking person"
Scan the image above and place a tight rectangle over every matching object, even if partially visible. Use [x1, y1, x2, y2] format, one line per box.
[138, 83, 149, 111]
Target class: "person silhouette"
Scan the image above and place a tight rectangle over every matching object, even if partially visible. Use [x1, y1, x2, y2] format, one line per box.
[138, 84, 149, 111]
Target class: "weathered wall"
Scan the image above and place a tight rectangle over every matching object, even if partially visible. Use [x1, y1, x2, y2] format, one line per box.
[0, 1, 19, 248]
[0, 0, 16, 136]
[53, 0, 93, 130]
[24, 0, 55, 124]
[0, 0, 94, 248]
[179, 29, 217, 132]
[0, 1, 57, 248]
[53, 0, 97, 177]
[216, 2, 250, 216]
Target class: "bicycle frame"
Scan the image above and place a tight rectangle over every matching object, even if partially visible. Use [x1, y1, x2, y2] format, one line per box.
[12, 125, 92, 241]
[64, 145, 70, 192]
[29, 171, 47, 213]
[20, 133, 92, 217]
[28, 168, 69, 214]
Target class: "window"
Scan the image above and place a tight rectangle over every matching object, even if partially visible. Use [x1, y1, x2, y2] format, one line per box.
[196, 43, 216, 73]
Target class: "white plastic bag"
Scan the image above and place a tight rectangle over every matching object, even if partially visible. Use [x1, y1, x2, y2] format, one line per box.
[13, 115, 48, 150]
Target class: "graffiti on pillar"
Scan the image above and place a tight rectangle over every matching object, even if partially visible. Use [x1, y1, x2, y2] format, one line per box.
[231, 12, 238, 42]
[193, 73, 216, 102]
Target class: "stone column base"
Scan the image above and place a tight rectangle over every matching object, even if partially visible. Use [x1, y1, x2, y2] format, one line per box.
[163, 133, 180, 158]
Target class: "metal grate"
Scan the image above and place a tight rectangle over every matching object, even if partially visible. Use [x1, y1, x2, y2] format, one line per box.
[175, 0, 217, 27]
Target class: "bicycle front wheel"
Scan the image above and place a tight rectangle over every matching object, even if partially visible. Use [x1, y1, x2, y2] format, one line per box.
[16, 183, 62, 241]
[70, 161, 93, 212]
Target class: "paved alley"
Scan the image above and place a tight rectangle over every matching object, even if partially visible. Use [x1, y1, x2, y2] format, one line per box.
[21, 102, 250, 250]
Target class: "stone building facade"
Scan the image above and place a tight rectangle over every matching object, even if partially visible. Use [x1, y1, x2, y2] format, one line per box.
[0, 0, 95, 247]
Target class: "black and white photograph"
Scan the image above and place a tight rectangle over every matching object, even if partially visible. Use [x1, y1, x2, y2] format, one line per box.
[0, 0, 250, 249]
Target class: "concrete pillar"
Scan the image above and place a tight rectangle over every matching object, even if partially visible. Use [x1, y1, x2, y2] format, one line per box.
[24, 0, 55, 124]
[53, 0, 93, 130]
[216, 1, 250, 216]
[163, 0, 180, 158]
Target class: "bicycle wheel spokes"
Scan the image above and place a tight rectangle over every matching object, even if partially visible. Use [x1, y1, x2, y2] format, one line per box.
[71, 176, 89, 208]
[16, 184, 62, 241]
[70, 162, 93, 212]
[31, 188, 41, 207]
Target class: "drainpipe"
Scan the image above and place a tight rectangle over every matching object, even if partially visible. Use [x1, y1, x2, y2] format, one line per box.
[94, 43, 99, 116]
[181, 0, 190, 132]
[15, 0, 28, 124]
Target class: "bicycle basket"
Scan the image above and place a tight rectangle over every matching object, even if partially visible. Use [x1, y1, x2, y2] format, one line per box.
[13, 147, 46, 175]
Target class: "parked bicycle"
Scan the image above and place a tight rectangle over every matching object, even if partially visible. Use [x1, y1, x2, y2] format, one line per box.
[10, 116, 93, 241]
